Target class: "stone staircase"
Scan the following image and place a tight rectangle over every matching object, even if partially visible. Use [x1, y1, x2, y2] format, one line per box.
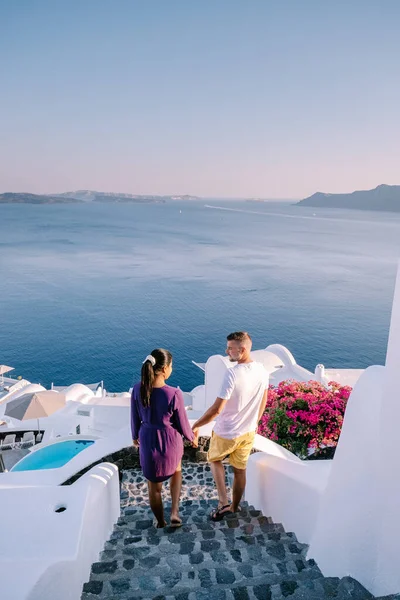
[81, 463, 380, 600]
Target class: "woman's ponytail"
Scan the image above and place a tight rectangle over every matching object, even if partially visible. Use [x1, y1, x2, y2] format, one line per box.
[140, 358, 155, 408]
[140, 349, 172, 408]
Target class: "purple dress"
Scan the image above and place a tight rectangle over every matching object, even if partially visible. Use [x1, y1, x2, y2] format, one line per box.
[131, 383, 194, 483]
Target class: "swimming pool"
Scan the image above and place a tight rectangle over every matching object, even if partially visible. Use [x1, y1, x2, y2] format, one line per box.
[11, 439, 95, 472]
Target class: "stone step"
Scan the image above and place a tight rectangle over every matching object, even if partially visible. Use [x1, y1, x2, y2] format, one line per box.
[102, 530, 307, 562]
[116, 506, 290, 531]
[82, 573, 372, 600]
[97, 539, 311, 573]
[113, 519, 291, 539]
[82, 553, 323, 597]
[107, 518, 303, 560]
[107, 521, 298, 550]
[117, 501, 288, 531]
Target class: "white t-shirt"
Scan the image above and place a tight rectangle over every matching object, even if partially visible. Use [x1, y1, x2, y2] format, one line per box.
[213, 361, 269, 439]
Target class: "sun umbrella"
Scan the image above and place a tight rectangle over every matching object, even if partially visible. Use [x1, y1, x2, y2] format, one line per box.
[0, 365, 14, 387]
[4, 390, 66, 432]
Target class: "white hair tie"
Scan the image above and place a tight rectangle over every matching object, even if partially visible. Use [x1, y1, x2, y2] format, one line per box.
[143, 355, 156, 366]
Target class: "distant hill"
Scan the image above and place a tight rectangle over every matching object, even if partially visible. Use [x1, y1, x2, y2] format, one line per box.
[0, 193, 81, 204]
[56, 190, 198, 202]
[0, 190, 199, 204]
[297, 184, 400, 212]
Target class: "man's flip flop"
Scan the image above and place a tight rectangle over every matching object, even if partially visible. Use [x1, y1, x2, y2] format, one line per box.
[210, 504, 233, 522]
[170, 518, 182, 528]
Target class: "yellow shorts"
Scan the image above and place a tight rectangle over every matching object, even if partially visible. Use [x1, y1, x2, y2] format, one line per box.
[207, 431, 255, 470]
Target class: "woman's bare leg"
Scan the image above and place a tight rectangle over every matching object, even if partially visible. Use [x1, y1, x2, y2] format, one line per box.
[148, 481, 166, 527]
[170, 463, 182, 522]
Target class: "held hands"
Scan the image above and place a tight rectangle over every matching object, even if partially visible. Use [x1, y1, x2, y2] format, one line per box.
[191, 427, 199, 448]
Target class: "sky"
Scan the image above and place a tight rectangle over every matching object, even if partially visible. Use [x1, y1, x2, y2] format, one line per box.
[1, 0, 400, 199]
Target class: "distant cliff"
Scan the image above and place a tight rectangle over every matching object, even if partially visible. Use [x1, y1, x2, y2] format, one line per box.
[0, 193, 81, 204]
[297, 184, 400, 212]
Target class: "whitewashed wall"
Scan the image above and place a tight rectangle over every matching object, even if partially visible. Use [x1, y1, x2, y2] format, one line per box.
[309, 263, 400, 597]
[0, 463, 120, 600]
[376, 262, 400, 594]
[246, 446, 331, 544]
[308, 366, 383, 564]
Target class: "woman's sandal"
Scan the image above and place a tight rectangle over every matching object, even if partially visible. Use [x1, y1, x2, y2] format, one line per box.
[155, 521, 167, 528]
[210, 504, 233, 522]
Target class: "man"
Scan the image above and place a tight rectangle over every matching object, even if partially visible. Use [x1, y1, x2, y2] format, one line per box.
[192, 331, 269, 521]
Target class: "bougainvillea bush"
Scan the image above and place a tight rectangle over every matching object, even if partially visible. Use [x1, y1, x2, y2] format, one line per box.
[257, 380, 352, 459]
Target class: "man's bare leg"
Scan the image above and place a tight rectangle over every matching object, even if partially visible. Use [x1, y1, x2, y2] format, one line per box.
[231, 466, 246, 512]
[210, 460, 230, 507]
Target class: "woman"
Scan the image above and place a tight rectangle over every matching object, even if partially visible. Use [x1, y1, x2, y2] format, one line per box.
[131, 348, 196, 528]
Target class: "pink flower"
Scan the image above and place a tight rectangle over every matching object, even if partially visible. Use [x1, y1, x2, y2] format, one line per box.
[257, 379, 352, 459]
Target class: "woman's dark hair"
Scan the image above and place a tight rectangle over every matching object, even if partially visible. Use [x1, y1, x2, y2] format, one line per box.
[140, 348, 172, 408]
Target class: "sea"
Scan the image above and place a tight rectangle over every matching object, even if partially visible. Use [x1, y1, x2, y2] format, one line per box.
[1, 200, 399, 392]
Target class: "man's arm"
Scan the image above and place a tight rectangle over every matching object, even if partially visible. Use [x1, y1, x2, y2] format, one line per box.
[192, 397, 228, 432]
[257, 389, 268, 425]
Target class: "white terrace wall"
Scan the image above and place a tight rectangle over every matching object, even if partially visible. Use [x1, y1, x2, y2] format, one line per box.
[246, 451, 331, 544]
[308, 365, 383, 575]
[309, 261, 400, 596]
[375, 260, 400, 595]
[91, 403, 130, 431]
[0, 463, 120, 600]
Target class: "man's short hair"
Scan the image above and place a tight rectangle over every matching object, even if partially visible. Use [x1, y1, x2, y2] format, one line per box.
[227, 331, 252, 345]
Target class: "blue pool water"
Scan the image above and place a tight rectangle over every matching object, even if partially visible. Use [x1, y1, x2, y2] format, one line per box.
[11, 439, 95, 472]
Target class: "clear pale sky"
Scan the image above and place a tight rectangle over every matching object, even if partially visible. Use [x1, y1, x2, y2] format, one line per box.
[1, 1, 399, 198]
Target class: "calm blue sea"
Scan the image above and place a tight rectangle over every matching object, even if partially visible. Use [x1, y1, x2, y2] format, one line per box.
[1, 200, 399, 392]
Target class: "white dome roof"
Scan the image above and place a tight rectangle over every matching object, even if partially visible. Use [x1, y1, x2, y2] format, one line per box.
[64, 383, 95, 402]
[11, 383, 46, 399]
